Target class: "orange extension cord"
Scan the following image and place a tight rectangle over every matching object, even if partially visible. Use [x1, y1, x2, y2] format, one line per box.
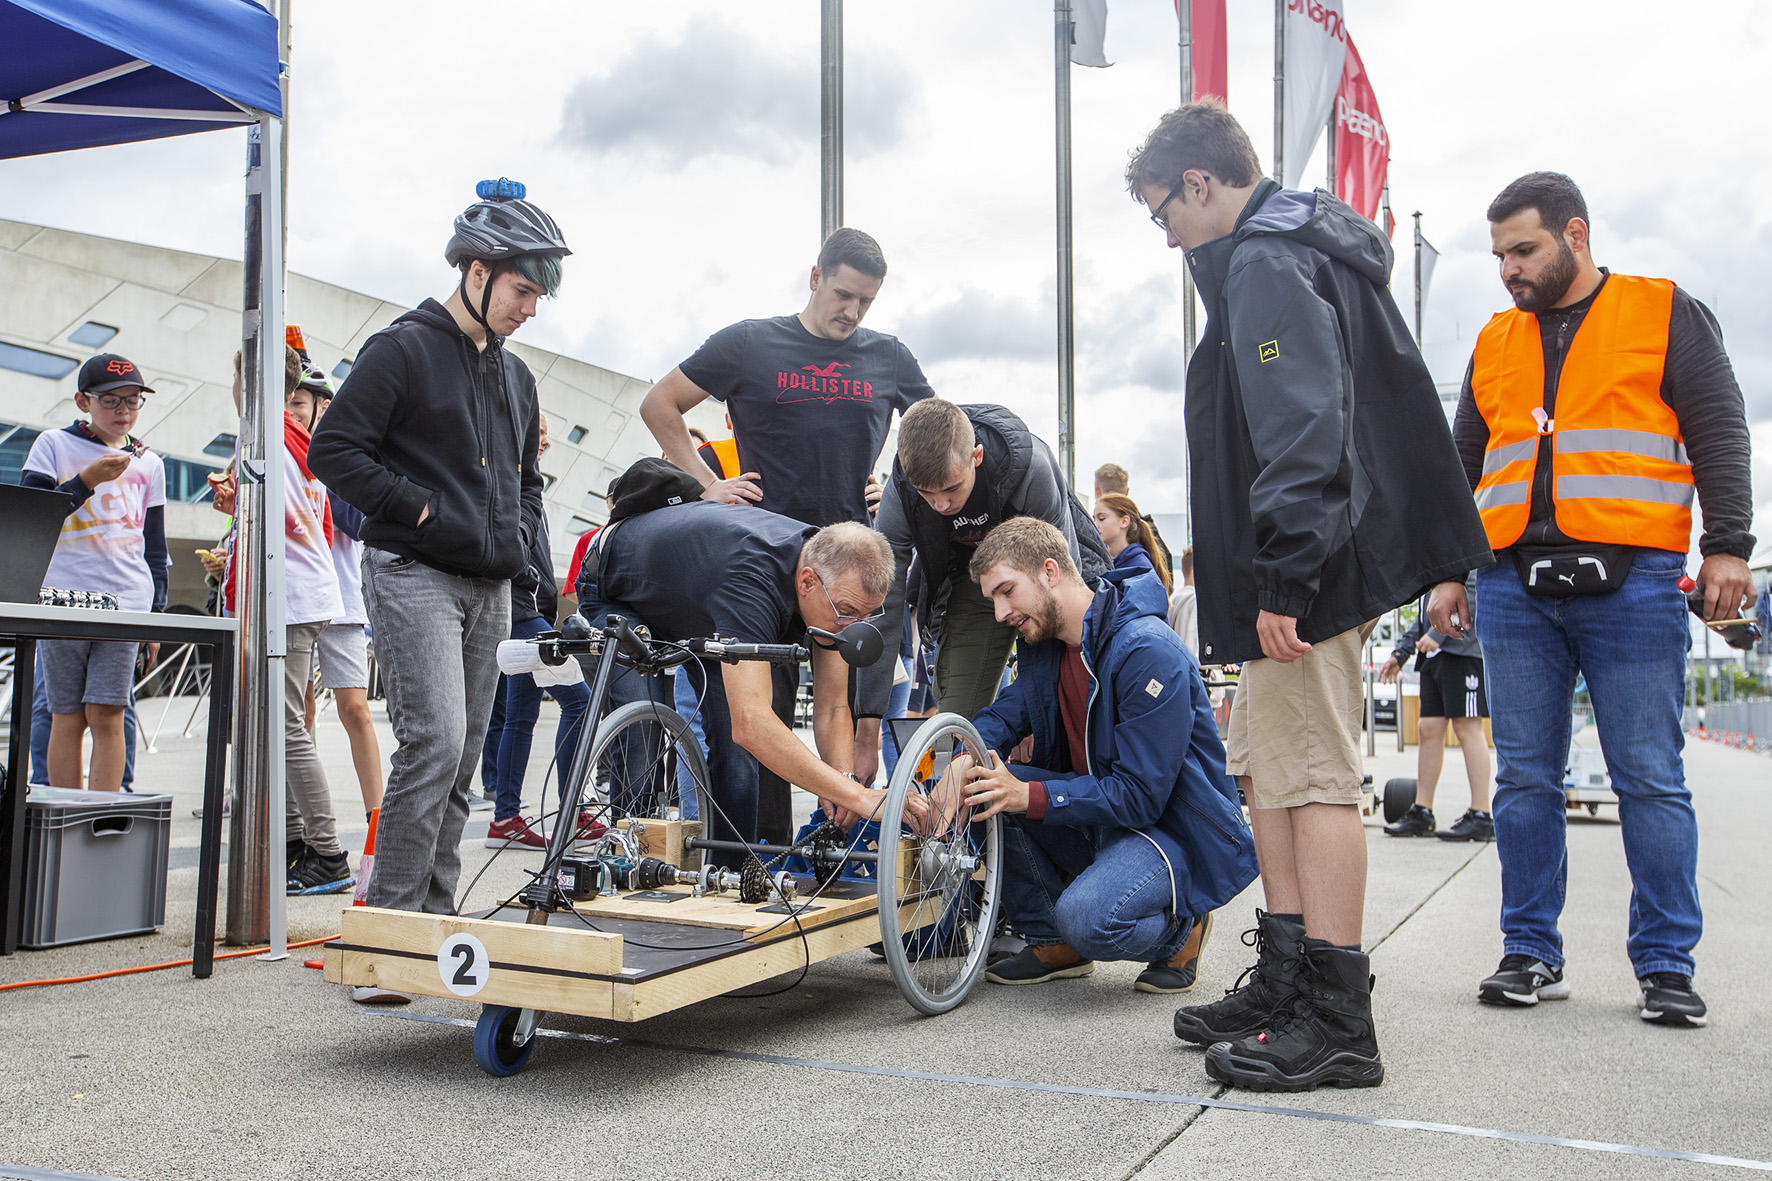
[0, 934, 340, 991]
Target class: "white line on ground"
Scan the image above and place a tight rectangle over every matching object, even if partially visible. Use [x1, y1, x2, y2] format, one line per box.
[366, 1010, 1772, 1172]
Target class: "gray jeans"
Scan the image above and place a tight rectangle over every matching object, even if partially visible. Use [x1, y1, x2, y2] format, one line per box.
[361, 547, 509, 913]
[285, 621, 340, 856]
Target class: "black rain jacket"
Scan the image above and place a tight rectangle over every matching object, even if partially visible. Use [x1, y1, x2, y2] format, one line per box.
[310, 298, 542, 581]
[1184, 180, 1491, 664]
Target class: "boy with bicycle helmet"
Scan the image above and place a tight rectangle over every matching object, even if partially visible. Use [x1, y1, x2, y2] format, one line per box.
[311, 181, 566, 951]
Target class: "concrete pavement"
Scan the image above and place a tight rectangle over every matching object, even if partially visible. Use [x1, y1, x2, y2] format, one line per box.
[3, 697, 1768, 1180]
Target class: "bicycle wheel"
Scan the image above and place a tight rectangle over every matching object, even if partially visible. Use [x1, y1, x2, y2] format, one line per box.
[876, 713, 1002, 1015]
[564, 700, 714, 864]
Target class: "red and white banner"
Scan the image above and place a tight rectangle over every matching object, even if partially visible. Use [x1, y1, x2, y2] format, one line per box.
[1281, 0, 1346, 189]
[1333, 35, 1389, 223]
[1176, 0, 1227, 102]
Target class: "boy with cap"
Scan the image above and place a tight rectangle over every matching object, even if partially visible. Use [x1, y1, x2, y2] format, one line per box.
[21, 353, 169, 792]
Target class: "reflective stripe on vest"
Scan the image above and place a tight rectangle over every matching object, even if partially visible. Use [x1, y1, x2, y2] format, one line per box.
[1469, 274, 1688, 551]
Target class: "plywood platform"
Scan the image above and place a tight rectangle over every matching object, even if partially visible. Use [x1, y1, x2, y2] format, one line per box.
[323, 875, 924, 1022]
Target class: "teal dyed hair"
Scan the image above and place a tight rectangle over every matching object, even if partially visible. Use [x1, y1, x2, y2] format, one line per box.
[509, 252, 564, 296]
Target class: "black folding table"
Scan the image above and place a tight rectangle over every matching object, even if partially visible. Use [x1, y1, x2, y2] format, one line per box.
[1, 604, 237, 975]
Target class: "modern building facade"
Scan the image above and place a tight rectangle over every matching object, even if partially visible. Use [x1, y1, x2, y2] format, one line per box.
[0, 218, 712, 612]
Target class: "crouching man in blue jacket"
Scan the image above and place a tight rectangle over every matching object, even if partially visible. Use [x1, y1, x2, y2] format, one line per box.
[961, 518, 1259, 992]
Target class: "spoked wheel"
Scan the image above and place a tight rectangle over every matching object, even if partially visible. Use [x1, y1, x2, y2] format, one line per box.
[876, 713, 1002, 1016]
[473, 1005, 538, 1077]
[1382, 777, 1418, 824]
[567, 700, 714, 862]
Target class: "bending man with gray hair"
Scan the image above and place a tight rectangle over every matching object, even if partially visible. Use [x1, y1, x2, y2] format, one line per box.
[576, 500, 915, 847]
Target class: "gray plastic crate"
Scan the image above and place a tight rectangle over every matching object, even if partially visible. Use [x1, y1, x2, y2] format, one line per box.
[19, 786, 173, 949]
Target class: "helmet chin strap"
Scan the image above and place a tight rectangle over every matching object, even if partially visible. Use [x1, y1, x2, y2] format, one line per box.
[457, 261, 507, 340]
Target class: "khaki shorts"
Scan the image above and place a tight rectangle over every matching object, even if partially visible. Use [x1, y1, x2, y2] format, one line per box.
[1225, 621, 1375, 809]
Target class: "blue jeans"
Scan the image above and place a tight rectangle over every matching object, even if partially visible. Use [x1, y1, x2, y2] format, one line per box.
[32, 660, 136, 789]
[578, 585, 756, 861]
[493, 615, 591, 822]
[1001, 815, 1189, 964]
[1476, 549, 1700, 977]
[673, 661, 710, 821]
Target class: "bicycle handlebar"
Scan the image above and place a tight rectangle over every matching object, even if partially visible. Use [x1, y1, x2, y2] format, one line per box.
[496, 617, 809, 677]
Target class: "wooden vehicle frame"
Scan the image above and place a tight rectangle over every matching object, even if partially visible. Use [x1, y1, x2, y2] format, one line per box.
[325, 614, 1002, 1075]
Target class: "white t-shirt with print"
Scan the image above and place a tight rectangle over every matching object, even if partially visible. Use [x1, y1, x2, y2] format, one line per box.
[283, 443, 344, 627]
[24, 427, 165, 612]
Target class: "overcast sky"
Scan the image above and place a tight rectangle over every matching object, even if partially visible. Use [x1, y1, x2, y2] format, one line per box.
[6, 0, 1768, 556]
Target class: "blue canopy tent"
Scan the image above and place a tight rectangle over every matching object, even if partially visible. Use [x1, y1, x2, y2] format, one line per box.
[0, 0, 278, 156]
[0, 0, 292, 968]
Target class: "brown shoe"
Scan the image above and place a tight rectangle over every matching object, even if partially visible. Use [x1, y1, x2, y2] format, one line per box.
[1136, 912, 1215, 993]
[985, 943, 1095, 985]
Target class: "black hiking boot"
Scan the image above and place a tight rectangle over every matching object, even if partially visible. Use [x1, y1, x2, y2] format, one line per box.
[1384, 804, 1435, 837]
[1204, 939, 1384, 1092]
[1172, 911, 1305, 1046]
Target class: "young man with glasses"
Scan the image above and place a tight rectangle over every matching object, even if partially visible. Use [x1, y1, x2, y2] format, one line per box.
[22, 353, 169, 793]
[576, 504, 914, 850]
[1125, 101, 1489, 1091]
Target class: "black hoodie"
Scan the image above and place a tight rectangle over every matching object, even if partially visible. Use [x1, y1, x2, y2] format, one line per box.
[310, 298, 542, 581]
[1184, 180, 1492, 664]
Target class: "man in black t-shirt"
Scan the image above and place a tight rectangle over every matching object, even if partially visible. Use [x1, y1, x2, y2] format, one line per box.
[637, 228, 934, 528]
[575, 503, 908, 851]
[638, 228, 935, 838]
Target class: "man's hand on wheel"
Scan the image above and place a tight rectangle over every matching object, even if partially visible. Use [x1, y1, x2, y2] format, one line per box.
[1426, 580, 1471, 638]
[702, 472, 764, 505]
[962, 751, 1028, 820]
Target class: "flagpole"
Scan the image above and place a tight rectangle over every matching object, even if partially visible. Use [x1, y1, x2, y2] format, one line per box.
[1326, 105, 1336, 193]
[1055, 0, 1076, 487]
[1413, 210, 1424, 345]
[1272, 0, 1285, 184]
[820, 0, 843, 241]
[1178, 0, 1195, 545]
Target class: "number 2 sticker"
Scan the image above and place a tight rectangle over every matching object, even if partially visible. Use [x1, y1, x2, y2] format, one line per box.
[438, 932, 490, 996]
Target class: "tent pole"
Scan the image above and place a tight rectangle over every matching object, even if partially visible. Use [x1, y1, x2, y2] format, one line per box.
[226, 116, 288, 960]
[278, 0, 291, 279]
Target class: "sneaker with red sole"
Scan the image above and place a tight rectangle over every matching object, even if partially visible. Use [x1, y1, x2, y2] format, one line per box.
[484, 814, 547, 850]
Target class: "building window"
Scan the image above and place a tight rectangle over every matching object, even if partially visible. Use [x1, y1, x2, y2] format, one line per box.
[162, 457, 223, 503]
[0, 422, 44, 487]
[540, 471, 557, 492]
[69, 322, 119, 348]
[566, 515, 599, 536]
[203, 433, 238, 458]
[566, 425, 587, 445]
[0, 341, 79, 380]
[331, 359, 354, 382]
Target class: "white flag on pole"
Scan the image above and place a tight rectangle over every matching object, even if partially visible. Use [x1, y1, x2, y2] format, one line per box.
[1070, 0, 1112, 68]
[1282, 0, 1347, 188]
[1419, 233, 1440, 310]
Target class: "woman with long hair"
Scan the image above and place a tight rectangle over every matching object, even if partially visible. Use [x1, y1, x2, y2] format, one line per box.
[1093, 493, 1172, 592]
